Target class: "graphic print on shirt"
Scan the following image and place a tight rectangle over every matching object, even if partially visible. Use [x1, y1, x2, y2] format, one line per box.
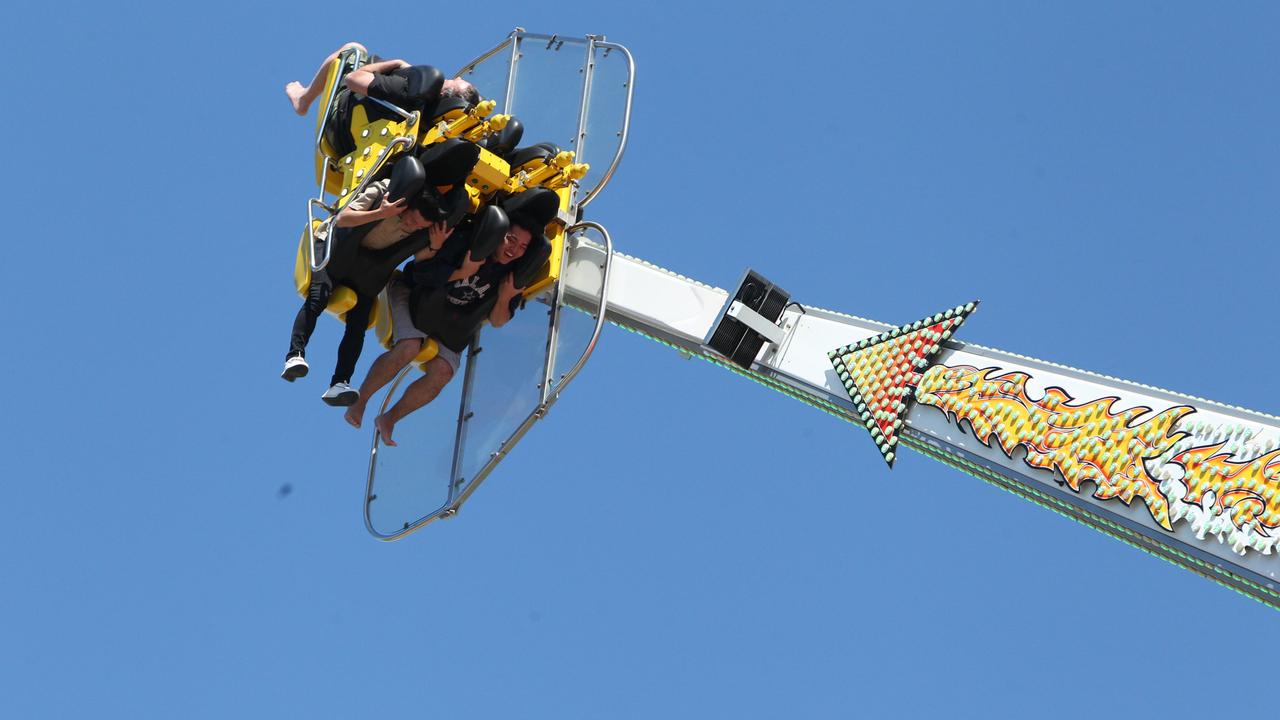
[447, 274, 493, 306]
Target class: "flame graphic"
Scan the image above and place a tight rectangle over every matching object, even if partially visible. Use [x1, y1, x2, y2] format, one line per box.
[1172, 444, 1280, 536]
[914, 365, 1192, 529]
[914, 365, 1280, 550]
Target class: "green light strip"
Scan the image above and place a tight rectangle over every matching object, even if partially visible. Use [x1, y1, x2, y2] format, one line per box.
[610, 320, 1280, 611]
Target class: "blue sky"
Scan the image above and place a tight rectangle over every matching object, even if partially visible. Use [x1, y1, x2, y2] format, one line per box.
[3, 2, 1278, 717]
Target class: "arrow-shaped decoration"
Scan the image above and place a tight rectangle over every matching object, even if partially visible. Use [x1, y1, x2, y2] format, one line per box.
[827, 302, 978, 467]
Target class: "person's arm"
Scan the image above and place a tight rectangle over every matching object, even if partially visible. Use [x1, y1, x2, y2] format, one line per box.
[335, 195, 405, 227]
[413, 222, 454, 261]
[488, 275, 523, 328]
[345, 59, 411, 94]
[447, 257, 484, 282]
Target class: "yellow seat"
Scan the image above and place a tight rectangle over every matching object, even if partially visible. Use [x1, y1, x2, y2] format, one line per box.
[374, 272, 440, 370]
[313, 54, 354, 196]
[293, 222, 381, 330]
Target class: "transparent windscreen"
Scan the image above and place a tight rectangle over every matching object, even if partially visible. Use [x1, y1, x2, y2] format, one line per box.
[457, 40, 511, 110]
[577, 44, 632, 202]
[452, 294, 554, 498]
[365, 362, 464, 536]
[508, 36, 590, 157]
[364, 33, 621, 537]
[552, 228, 608, 393]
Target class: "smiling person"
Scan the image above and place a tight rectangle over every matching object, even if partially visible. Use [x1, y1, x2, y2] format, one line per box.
[343, 211, 537, 442]
[283, 139, 480, 407]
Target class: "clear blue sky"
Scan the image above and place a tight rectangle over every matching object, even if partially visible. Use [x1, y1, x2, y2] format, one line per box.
[4, 2, 1278, 717]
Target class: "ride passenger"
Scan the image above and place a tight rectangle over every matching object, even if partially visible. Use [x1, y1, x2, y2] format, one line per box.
[342, 218, 534, 444]
[283, 184, 453, 405]
[285, 42, 479, 152]
[283, 136, 480, 406]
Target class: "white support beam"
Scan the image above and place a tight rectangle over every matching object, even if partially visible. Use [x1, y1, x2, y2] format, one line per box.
[561, 240, 1280, 609]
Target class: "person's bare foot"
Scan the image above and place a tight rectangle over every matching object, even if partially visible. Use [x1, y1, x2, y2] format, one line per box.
[344, 401, 365, 429]
[375, 414, 398, 446]
[285, 81, 309, 115]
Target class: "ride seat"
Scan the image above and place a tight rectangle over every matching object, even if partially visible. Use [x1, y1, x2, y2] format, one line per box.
[293, 222, 381, 330]
[506, 143, 561, 172]
[430, 95, 471, 123]
[314, 48, 368, 194]
[375, 271, 440, 369]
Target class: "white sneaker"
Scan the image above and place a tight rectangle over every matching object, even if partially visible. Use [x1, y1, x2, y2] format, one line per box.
[282, 355, 309, 382]
[321, 382, 359, 407]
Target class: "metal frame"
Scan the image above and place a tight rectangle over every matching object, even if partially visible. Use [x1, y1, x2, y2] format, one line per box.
[363, 29, 633, 540]
[307, 135, 415, 272]
[314, 46, 369, 159]
[305, 44, 421, 272]
[502, 32, 520, 113]
[579, 40, 635, 208]
[573, 36, 598, 184]
[485, 31, 635, 213]
[363, 223, 614, 540]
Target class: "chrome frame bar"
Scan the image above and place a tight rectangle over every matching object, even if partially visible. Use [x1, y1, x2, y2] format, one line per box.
[535, 38, 597, 397]
[363, 364, 413, 537]
[308, 134, 415, 272]
[446, 335, 483, 507]
[314, 46, 369, 158]
[305, 199, 335, 270]
[363, 222, 614, 541]
[549, 222, 613, 396]
[573, 36, 597, 169]
[363, 29, 628, 540]
[363, 96, 415, 121]
[456, 32, 517, 83]
[578, 41, 635, 208]
[503, 31, 520, 113]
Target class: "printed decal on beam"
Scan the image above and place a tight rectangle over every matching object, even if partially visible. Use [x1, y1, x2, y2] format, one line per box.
[915, 365, 1280, 557]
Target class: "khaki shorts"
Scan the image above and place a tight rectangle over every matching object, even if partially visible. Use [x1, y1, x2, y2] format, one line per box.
[387, 275, 461, 373]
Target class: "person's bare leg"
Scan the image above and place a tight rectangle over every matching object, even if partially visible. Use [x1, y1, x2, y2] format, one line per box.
[345, 338, 422, 428]
[287, 41, 367, 116]
[374, 357, 455, 447]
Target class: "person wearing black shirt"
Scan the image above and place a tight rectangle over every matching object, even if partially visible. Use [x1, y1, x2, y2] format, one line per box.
[343, 220, 532, 441]
[284, 42, 479, 155]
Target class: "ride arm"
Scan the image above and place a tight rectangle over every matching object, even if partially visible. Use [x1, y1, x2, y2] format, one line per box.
[557, 241, 1280, 610]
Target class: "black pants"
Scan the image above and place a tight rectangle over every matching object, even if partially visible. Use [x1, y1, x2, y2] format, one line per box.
[287, 267, 376, 386]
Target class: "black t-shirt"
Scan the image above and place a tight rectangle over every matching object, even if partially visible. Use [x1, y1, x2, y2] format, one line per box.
[327, 66, 439, 155]
[366, 70, 416, 109]
[444, 261, 509, 312]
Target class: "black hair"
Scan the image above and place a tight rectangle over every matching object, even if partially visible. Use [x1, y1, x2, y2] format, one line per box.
[507, 212, 539, 238]
[412, 190, 445, 221]
[442, 79, 481, 108]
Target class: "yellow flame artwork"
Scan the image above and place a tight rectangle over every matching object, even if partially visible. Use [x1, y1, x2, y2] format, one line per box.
[914, 365, 1280, 541]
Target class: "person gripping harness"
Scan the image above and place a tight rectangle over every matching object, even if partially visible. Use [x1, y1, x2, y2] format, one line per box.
[284, 42, 479, 155]
[282, 139, 481, 406]
[342, 189, 559, 443]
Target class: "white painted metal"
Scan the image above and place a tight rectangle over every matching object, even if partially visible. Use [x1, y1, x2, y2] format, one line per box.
[726, 301, 786, 346]
[561, 240, 1280, 608]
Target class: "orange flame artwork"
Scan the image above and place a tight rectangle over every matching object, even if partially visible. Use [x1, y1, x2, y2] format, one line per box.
[913, 365, 1280, 555]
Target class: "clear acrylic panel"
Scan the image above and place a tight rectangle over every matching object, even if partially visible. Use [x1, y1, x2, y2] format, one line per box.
[364, 33, 623, 538]
[456, 39, 511, 110]
[453, 296, 553, 497]
[365, 366, 464, 536]
[508, 36, 590, 153]
[577, 43, 632, 200]
[552, 229, 607, 392]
